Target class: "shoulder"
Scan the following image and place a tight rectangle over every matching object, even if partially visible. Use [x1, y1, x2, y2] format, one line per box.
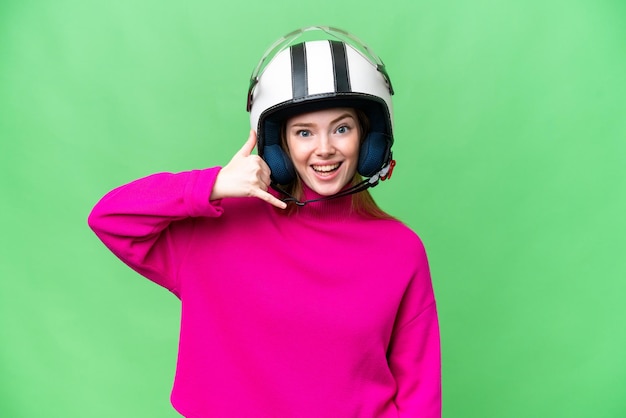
[371, 217, 425, 246]
[358, 217, 428, 265]
[196, 195, 281, 229]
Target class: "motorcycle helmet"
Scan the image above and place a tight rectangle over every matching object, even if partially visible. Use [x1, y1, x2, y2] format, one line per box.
[246, 26, 394, 186]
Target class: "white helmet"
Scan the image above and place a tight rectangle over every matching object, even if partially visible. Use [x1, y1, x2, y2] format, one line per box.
[246, 26, 395, 185]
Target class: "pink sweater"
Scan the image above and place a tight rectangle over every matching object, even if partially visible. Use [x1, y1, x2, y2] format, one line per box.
[88, 167, 440, 418]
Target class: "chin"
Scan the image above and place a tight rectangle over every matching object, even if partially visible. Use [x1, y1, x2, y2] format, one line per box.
[306, 179, 350, 196]
[313, 186, 342, 196]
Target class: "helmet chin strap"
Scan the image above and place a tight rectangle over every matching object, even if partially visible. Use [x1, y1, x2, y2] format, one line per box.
[271, 160, 396, 206]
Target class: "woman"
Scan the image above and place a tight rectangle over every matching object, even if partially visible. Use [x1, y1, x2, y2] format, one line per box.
[89, 26, 440, 418]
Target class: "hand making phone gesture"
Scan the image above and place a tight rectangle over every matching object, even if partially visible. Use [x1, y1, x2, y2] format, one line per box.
[211, 130, 287, 209]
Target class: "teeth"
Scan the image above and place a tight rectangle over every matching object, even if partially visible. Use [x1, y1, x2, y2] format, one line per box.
[312, 163, 340, 172]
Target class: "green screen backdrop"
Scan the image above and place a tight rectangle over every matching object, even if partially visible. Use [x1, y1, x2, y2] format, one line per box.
[1, 0, 625, 417]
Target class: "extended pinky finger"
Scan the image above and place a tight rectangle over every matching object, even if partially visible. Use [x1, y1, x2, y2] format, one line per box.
[254, 189, 287, 209]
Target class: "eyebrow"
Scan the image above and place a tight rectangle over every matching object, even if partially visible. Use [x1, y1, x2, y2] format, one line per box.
[288, 113, 355, 128]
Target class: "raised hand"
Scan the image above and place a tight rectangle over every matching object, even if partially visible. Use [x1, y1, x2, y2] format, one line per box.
[211, 130, 287, 209]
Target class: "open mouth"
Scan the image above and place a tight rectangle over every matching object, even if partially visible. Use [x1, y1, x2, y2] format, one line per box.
[311, 163, 342, 176]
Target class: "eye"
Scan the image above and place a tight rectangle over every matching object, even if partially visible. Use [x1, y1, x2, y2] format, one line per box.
[296, 129, 311, 137]
[336, 125, 351, 134]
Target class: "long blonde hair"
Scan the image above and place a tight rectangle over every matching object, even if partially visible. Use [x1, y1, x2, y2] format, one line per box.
[278, 108, 394, 220]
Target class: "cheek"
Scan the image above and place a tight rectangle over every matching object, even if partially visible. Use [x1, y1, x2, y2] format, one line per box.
[346, 139, 361, 163]
[341, 142, 360, 178]
[286, 139, 308, 165]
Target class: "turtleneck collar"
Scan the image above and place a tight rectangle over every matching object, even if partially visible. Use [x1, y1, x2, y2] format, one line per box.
[282, 182, 356, 221]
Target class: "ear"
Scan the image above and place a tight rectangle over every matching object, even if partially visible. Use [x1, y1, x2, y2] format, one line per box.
[358, 132, 391, 177]
[264, 144, 296, 184]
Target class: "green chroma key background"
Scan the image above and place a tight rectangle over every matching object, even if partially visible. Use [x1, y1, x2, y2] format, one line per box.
[1, 0, 624, 417]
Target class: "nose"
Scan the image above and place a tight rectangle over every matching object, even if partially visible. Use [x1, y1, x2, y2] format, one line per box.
[315, 134, 336, 157]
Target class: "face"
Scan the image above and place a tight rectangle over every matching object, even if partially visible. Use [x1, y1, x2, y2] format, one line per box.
[285, 108, 361, 196]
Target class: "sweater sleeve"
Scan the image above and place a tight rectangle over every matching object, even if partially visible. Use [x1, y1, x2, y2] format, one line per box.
[87, 168, 224, 296]
[388, 240, 441, 417]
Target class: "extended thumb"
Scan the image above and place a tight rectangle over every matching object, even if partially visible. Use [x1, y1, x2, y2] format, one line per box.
[238, 130, 257, 156]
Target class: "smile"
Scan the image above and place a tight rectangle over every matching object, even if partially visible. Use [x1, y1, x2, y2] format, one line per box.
[311, 163, 341, 174]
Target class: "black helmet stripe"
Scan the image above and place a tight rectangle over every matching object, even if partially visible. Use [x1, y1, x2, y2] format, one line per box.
[290, 43, 307, 99]
[330, 40, 351, 93]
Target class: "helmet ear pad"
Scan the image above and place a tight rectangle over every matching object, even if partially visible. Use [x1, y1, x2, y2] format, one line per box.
[358, 132, 392, 177]
[260, 119, 296, 185]
[264, 144, 296, 185]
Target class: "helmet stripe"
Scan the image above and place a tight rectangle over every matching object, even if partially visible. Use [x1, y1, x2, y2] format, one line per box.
[330, 40, 351, 93]
[290, 43, 308, 100]
[306, 40, 335, 95]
